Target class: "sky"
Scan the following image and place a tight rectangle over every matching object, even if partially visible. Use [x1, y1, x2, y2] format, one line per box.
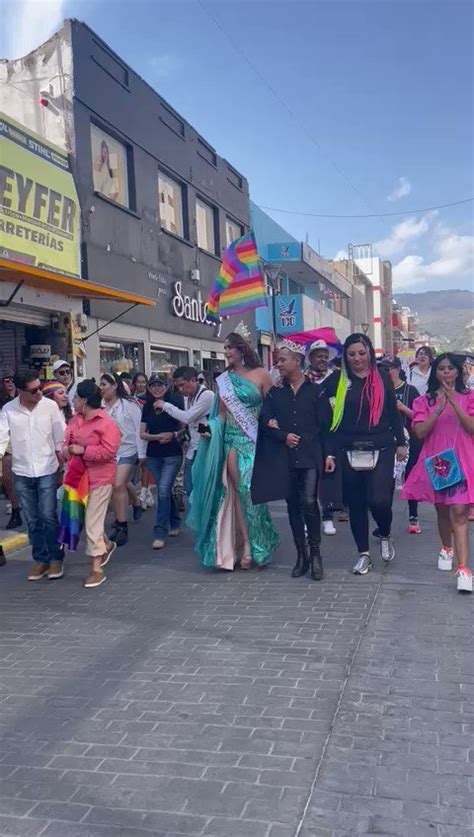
[1, 0, 473, 295]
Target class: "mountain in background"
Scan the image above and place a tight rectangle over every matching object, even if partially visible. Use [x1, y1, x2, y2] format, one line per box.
[393, 289, 474, 348]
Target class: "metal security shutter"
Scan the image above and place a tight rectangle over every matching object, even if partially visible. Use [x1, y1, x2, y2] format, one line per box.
[0, 321, 26, 372]
[0, 305, 50, 327]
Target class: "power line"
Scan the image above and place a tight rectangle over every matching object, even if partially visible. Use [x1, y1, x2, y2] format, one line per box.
[257, 197, 474, 220]
[197, 0, 379, 216]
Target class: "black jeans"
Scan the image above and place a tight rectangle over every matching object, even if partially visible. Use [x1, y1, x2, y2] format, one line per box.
[405, 437, 422, 518]
[342, 447, 394, 553]
[286, 468, 321, 549]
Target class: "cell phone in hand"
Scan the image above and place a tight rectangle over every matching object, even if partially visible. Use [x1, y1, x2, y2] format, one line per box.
[198, 423, 211, 436]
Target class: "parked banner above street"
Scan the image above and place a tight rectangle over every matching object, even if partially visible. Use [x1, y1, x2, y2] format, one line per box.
[0, 113, 80, 278]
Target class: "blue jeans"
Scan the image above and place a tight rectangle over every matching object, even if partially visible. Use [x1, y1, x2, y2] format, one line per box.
[146, 456, 182, 539]
[14, 472, 63, 564]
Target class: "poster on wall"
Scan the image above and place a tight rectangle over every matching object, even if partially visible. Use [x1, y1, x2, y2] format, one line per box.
[0, 112, 80, 277]
[90, 124, 129, 207]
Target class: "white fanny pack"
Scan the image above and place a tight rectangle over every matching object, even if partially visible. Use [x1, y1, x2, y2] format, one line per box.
[346, 448, 380, 471]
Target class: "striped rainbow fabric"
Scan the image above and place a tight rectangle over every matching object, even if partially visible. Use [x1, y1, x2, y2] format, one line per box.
[58, 456, 89, 552]
[206, 232, 267, 322]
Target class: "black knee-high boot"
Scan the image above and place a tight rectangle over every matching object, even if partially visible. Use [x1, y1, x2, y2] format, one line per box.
[291, 543, 309, 578]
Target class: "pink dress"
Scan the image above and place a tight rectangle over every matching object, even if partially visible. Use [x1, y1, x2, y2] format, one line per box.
[402, 391, 474, 505]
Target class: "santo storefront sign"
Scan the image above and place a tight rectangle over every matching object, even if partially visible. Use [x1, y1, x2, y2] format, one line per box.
[276, 294, 303, 334]
[171, 281, 222, 337]
[0, 113, 80, 278]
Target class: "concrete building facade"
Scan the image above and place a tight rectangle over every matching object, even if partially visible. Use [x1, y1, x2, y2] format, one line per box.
[1, 20, 253, 380]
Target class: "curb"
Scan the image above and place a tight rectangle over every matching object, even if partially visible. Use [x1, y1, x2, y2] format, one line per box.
[0, 533, 29, 564]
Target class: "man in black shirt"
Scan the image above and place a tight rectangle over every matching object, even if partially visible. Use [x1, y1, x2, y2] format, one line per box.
[256, 341, 335, 581]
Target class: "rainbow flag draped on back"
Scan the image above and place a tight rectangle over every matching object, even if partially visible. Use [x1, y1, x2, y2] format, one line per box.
[58, 456, 89, 551]
[206, 231, 267, 322]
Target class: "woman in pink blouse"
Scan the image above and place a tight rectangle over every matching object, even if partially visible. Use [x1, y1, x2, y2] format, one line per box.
[63, 380, 121, 588]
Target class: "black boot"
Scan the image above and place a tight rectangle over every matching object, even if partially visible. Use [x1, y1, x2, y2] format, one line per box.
[291, 544, 310, 578]
[309, 546, 324, 581]
[110, 521, 128, 547]
[5, 508, 22, 530]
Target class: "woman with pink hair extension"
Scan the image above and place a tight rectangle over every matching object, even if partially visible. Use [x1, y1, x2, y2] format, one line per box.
[323, 334, 407, 575]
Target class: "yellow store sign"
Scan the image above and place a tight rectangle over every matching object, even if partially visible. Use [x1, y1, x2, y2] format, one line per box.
[0, 113, 80, 278]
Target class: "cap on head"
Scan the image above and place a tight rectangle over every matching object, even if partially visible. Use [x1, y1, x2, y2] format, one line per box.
[308, 339, 337, 361]
[52, 359, 71, 373]
[148, 374, 168, 387]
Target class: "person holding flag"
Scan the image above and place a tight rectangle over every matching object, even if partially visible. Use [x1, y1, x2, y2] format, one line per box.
[187, 232, 277, 569]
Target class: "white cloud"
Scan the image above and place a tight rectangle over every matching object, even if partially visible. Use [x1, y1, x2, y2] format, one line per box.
[387, 176, 412, 202]
[375, 211, 437, 258]
[392, 226, 474, 289]
[2, 0, 66, 59]
[149, 54, 181, 78]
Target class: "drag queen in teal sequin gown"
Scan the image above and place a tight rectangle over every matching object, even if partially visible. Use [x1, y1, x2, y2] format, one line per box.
[188, 332, 279, 570]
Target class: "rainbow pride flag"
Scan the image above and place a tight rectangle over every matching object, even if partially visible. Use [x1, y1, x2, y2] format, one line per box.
[58, 457, 89, 552]
[206, 231, 267, 322]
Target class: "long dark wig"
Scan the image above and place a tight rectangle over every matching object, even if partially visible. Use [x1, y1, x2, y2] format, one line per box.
[425, 353, 468, 406]
[225, 332, 261, 370]
[331, 333, 384, 430]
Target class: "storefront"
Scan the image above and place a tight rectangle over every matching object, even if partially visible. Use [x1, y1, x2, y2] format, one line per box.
[0, 113, 156, 379]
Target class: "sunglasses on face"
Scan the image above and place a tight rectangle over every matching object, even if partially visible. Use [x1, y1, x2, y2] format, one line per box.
[26, 386, 42, 395]
[57, 369, 71, 376]
[3, 377, 14, 383]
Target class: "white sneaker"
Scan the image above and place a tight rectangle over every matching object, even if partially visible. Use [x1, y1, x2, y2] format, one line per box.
[322, 520, 336, 536]
[380, 537, 395, 563]
[352, 554, 373, 575]
[152, 539, 165, 549]
[438, 547, 453, 571]
[5, 501, 12, 514]
[456, 566, 472, 594]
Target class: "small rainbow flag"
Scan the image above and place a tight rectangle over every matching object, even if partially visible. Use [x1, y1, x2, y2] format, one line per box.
[58, 456, 89, 552]
[206, 231, 267, 322]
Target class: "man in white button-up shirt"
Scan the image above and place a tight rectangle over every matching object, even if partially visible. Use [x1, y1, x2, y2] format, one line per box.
[0, 371, 66, 581]
[156, 366, 214, 497]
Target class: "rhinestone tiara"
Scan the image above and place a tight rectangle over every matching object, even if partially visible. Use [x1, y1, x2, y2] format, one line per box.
[278, 338, 305, 355]
[234, 321, 252, 343]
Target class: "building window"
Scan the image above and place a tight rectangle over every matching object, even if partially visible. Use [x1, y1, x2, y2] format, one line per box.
[227, 164, 243, 190]
[150, 346, 188, 377]
[196, 198, 217, 254]
[288, 278, 301, 295]
[91, 124, 129, 208]
[158, 172, 184, 237]
[225, 217, 243, 247]
[197, 137, 217, 167]
[99, 340, 143, 374]
[160, 103, 185, 139]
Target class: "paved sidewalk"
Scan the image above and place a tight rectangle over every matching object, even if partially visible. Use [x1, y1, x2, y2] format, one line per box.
[0, 498, 473, 837]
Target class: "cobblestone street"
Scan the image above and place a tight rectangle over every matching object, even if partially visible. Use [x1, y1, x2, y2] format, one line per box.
[0, 499, 473, 837]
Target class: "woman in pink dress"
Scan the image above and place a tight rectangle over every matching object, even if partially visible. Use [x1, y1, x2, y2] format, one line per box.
[402, 354, 474, 593]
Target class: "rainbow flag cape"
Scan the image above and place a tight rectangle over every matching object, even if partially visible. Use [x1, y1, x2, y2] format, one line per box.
[206, 231, 267, 322]
[58, 456, 89, 551]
